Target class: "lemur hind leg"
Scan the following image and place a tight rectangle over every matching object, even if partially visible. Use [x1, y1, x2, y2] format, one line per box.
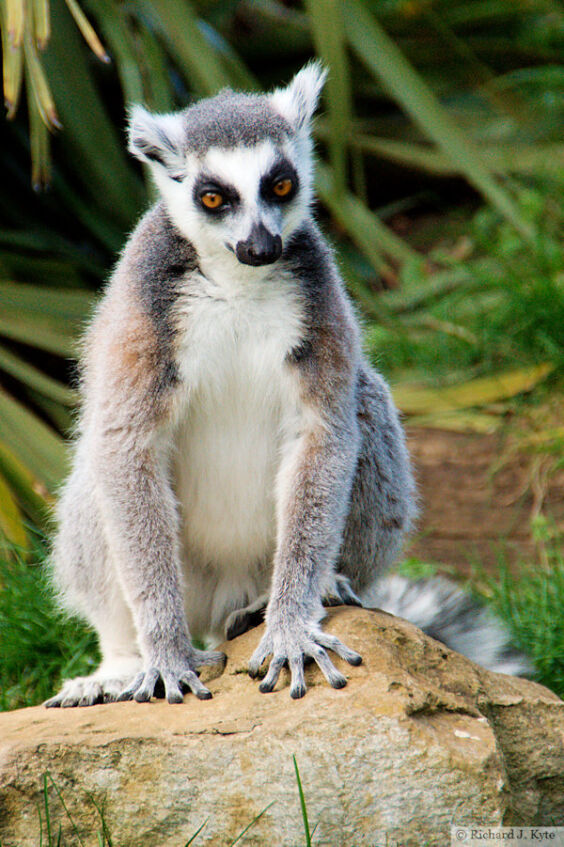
[337, 366, 416, 598]
[224, 575, 362, 641]
[46, 466, 142, 707]
[44, 593, 142, 707]
[225, 593, 269, 640]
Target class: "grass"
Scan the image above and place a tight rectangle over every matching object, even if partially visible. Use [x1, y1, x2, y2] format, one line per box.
[0, 538, 99, 712]
[472, 517, 564, 697]
[367, 187, 564, 388]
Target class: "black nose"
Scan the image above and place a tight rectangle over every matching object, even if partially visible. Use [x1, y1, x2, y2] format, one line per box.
[236, 223, 282, 266]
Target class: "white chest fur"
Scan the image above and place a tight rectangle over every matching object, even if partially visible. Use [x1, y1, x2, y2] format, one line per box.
[172, 270, 305, 577]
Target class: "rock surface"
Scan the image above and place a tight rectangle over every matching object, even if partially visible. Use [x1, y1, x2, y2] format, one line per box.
[0, 608, 562, 847]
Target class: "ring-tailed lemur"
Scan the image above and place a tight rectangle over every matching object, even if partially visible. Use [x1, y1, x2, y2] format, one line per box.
[46, 63, 530, 708]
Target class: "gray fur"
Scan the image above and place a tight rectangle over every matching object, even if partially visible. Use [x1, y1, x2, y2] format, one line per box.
[365, 575, 533, 677]
[47, 65, 530, 708]
[133, 204, 199, 349]
[180, 91, 292, 155]
[129, 93, 292, 177]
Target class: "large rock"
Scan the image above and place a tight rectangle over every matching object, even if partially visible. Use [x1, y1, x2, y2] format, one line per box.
[0, 608, 562, 846]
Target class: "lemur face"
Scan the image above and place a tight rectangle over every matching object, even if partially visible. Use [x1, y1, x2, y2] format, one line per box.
[188, 141, 301, 267]
[128, 63, 326, 275]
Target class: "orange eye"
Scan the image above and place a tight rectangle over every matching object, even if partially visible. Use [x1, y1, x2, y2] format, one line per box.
[201, 192, 224, 210]
[273, 178, 293, 198]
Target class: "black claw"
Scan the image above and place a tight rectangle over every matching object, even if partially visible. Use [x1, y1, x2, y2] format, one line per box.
[348, 654, 363, 666]
[331, 676, 347, 690]
[196, 690, 213, 700]
[290, 685, 307, 700]
[344, 594, 362, 607]
[134, 691, 152, 703]
[117, 691, 134, 702]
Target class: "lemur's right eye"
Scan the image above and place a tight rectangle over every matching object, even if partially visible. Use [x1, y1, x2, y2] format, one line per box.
[273, 178, 293, 198]
[201, 192, 224, 210]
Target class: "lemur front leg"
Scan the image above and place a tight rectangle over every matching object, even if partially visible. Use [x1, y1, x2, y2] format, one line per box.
[248, 418, 362, 698]
[94, 433, 226, 703]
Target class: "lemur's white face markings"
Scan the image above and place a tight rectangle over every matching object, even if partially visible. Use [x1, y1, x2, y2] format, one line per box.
[155, 137, 311, 275]
[128, 62, 326, 280]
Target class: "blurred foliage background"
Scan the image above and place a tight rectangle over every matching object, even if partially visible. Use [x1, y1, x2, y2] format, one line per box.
[0, 0, 563, 552]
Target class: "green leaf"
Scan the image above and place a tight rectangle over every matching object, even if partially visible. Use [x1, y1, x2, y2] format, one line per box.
[63, 0, 110, 63]
[293, 756, 312, 847]
[354, 136, 564, 180]
[0, 441, 51, 528]
[0, 344, 78, 405]
[141, 0, 244, 95]
[31, 0, 50, 49]
[135, 21, 175, 112]
[0, 388, 68, 494]
[0, 281, 93, 356]
[306, 0, 351, 195]
[42, 0, 144, 227]
[393, 363, 554, 416]
[405, 411, 501, 434]
[25, 54, 52, 190]
[89, 0, 144, 104]
[23, 27, 61, 130]
[0, 471, 28, 552]
[1, 0, 24, 116]
[26, 389, 75, 433]
[4, 0, 25, 48]
[316, 161, 420, 270]
[0, 280, 94, 317]
[344, 0, 536, 243]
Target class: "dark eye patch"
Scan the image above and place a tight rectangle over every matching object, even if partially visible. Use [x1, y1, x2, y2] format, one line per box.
[260, 158, 299, 204]
[193, 176, 240, 215]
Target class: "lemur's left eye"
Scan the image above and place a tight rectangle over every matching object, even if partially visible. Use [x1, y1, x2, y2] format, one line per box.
[273, 178, 293, 198]
[201, 191, 224, 210]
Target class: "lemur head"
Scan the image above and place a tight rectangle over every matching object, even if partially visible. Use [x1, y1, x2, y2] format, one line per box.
[128, 63, 326, 274]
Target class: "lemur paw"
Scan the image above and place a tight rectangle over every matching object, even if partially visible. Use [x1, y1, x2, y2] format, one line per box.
[248, 621, 362, 699]
[44, 659, 142, 707]
[117, 648, 227, 704]
[322, 574, 363, 608]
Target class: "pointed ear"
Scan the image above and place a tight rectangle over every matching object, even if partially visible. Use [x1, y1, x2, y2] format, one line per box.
[270, 61, 327, 131]
[127, 106, 186, 181]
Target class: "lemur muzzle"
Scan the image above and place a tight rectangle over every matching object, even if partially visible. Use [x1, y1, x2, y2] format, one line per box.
[236, 222, 282, 266]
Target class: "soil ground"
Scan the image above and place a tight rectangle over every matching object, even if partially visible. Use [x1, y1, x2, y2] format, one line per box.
[405, 426, 564, 576]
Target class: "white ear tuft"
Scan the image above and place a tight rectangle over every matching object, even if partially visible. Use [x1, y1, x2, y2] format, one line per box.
[270, 61, 327, 131]
[127, 105, 186, 180]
